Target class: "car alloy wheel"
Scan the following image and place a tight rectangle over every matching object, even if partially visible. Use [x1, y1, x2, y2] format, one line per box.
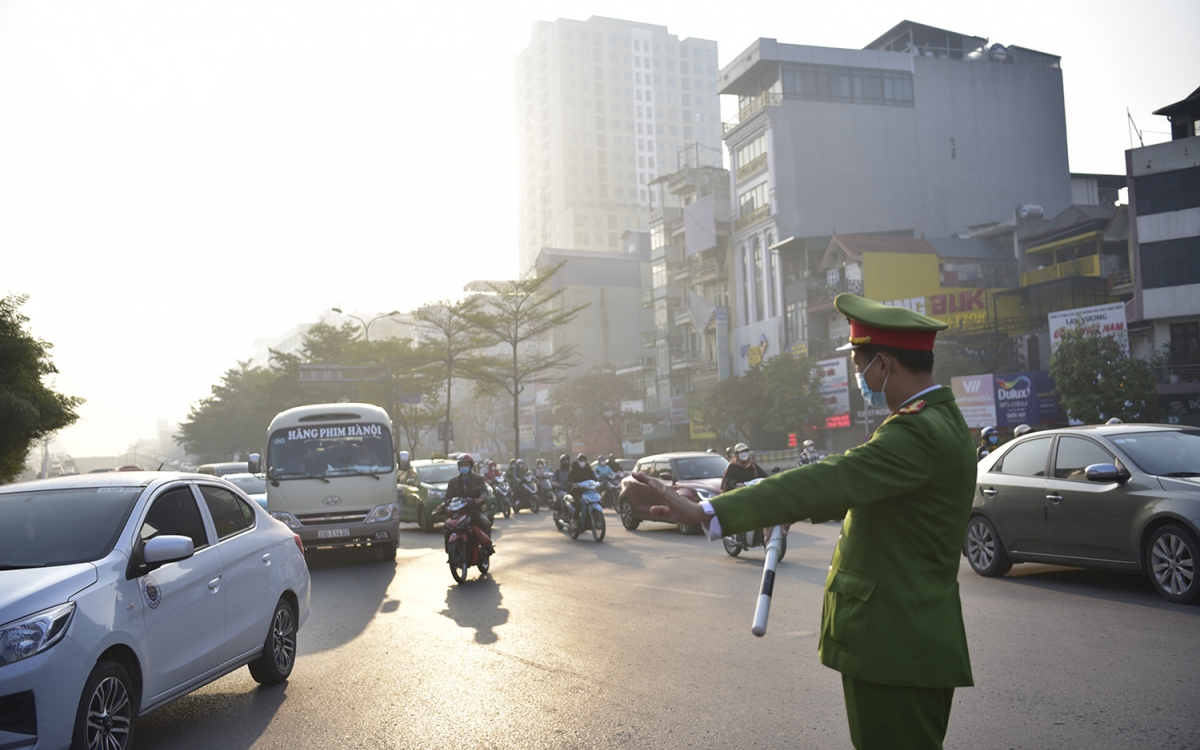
[249, 599, 297, 684]
[1148, 524, 1199, 604]
[75, 661, 135, 750]
[965, 516, 1012, 577]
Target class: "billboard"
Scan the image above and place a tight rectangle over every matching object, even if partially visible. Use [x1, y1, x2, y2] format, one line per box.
[954, 371, 1061, 429]
[1048, 302, 1129, 354]
[952, 374, 998, 429]
[816, 356, 851, 429]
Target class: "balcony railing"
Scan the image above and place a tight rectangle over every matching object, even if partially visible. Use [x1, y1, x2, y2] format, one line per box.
[1154, 363, 1200, 384]
[806, 278, 864, 304]
[736, 152, 767, 182]
[1020, 254, 1100, 286]
[734, 203, 771, 232]
[722, 92, 782, 133]
[689, 256, 720, 280]
[1109, 268, 1133, 290]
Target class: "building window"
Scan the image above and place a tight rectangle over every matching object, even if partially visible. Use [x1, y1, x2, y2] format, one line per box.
[780, 63, 914, 107]
[785, 301, 807, 345]
[652, 262, 667, 289]
[739, 182, 768, 214]
[1141, 236, 1200, 289]
[1134, 167, 1200, 216]
[650, 224, 666, 249]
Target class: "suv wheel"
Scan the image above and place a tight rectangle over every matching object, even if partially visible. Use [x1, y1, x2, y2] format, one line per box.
[620, 499, 640, 530]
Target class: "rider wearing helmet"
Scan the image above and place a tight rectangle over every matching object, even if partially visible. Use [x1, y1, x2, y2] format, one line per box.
[442, 454, 493, 552]
[977, 426, 999, 461]
[798, 439, 823, 467]
[722, 442, 767, 492]
[1013, 424, 1033, 439]
[567, 453, 598, 485]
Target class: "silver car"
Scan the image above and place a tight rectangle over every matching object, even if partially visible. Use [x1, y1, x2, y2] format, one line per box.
[965, 425, 1200, 603]
[0, 472, 311, 749]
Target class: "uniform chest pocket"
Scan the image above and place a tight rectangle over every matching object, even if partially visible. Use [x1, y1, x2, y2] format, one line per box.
[824, 569, 877, 653]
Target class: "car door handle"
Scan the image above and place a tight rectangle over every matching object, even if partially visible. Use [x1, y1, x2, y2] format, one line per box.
[1046, 493, 1063, 504]
[208, 576, 222, 591]
[981, 488, 997, 497]
[261, 553, 272, 566]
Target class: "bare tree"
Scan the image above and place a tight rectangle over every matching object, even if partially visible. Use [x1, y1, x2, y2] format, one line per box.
[468, 263, 587, 458]
[414, 299, 488, 455]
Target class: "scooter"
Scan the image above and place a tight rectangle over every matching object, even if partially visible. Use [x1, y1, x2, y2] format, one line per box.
[441, 498, 493, 583]
[511, 473, 541, 514]
[554, 479, 606, 542]
[489, 478, 512, 518]
[600, 472, 624, 509]
[722, 477, 788, 560]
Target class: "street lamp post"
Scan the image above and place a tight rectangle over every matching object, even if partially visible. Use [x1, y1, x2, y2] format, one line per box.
[332, 308, 401, 341]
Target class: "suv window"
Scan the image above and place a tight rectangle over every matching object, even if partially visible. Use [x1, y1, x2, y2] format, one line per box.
[199, 485, 256, 539]
[1054, 437, 1114, 480]
[139, 487, 208, 551]
[996, 437, 1051, 477]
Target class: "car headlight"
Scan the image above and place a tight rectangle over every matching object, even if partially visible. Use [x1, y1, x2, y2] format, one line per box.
[693, 488, 714, 500]
[428, 489, 445, 500]
[271, 511, 303, 530]
[365, 503, 397, 523]
[0, 602, 75, 668]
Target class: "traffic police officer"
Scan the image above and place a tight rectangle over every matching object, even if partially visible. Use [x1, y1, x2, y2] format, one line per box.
[622, 293, 975, 749]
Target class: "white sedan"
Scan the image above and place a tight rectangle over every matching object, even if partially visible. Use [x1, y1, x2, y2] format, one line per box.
[0, 471, 311, 749]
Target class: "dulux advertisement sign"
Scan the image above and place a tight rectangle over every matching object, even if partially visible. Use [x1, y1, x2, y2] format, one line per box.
[952, 371, 1061, 429]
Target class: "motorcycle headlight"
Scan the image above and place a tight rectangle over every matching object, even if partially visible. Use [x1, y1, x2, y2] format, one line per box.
[365, 502, 397, 524]
[0, 602, 75, 668]
[271, 511, 303, 530]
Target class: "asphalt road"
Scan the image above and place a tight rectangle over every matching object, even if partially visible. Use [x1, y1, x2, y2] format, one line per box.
[136, 509, 1200, 749]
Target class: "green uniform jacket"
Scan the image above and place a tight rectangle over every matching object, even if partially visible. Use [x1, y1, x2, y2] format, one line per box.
[710, 386, 975, 688]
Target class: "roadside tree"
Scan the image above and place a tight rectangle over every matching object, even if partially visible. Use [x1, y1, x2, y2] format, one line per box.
[551, 371, 643, 455]
[1049, 327, 1163, 424]
[0, 294, 83, 482]
[414, 298, 488, 455]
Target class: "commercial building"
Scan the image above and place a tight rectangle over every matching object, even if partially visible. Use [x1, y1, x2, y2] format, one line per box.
[1126, 84, 1200, 424]
[514, 16, 722, 273]
[718, 21, 1073, 375]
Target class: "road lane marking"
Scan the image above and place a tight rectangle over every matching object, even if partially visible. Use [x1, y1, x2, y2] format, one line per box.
[632, 583, 728, 599]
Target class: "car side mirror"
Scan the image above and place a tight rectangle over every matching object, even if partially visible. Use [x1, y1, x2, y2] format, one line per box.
[247, 453, 262, 474]
[143, 535, 195, 569]
[1085, 463, 1126, 483]
[659, 471, 673, 482]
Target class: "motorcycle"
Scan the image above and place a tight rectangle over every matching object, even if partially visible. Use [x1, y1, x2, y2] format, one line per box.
[599, 472, 625, 509]
[722, 478, 788, 560]
[535, 472, 555, 508]
[511, 472, 541, 514]
[441, 498, 493, 583]
[554, 479, 606, 542]
[489, 478, 512, 518]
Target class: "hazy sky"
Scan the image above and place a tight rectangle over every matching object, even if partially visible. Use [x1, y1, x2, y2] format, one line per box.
[2, 0, 1196, 458]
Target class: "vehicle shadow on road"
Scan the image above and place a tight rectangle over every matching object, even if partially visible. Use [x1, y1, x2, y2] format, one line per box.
[301, 548, 399, 653]
[1003, 565, 1200, 614]
[441, 575, 509, 644]
[135, 679, 288, 749]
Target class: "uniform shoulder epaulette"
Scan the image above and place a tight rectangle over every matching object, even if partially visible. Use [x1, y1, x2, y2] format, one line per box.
[895, 399, 928, 415]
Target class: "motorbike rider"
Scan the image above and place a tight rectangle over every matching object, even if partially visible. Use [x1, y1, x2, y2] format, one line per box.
[977, 426, 999, 461]
[565, 453, 598, 521]
[550, 454, 573, 510]
[797, 439, 824, 466]
[722, 443, 771, 547]
[594, 456, 616, 481]
[397, 450, 416, 483]
[441, 454, 493, 553]
[484, 460, 502, 483]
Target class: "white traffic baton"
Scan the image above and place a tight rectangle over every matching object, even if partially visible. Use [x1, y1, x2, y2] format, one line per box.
[751, 525, 783, 637]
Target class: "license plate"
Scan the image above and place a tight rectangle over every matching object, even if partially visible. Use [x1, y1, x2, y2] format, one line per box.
[317, 528, 350, 539]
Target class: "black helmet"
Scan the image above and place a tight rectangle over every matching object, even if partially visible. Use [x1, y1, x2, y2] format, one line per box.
[559, 454, 570, 465]
[576, 453, 588, 463]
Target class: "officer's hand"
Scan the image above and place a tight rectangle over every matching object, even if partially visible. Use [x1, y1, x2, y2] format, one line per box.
[620, 472, 708, 527]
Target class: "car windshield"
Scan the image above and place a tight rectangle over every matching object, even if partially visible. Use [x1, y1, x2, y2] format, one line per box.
[267, 422, 394, 479]
[674, 455, 729, 480]
[0, 487, 142, 567]
[225, 475, 266, 494]
[416, 464, 459, 485]
[1109, 430, 1200, 476]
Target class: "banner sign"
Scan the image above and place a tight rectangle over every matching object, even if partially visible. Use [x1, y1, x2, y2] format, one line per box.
[1048, 302, 1129, 354]
[816, 357, 851, 429]
[952, 374, 998, 429]
[953, 371, 1061, 429]
[282, 423, 384, 442]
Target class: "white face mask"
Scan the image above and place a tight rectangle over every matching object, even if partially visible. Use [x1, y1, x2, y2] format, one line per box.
[578, 460, 586, 467]
[737, 451, 750, 462]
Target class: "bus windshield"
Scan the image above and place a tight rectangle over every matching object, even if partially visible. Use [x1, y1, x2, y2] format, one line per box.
[267, 422, 394, 479]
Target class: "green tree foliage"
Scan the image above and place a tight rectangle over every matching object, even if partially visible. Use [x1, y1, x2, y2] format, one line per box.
[469, 263, 588, 458]
[413, 298, 488, 455]
[551, 371, 644, 455]
[177, 321, 440, 461]
[933, 337, 1023, 383]
[1049, 327, 1163, 424]
[696, 353, 829, 448]
[0, 295, 83, 483]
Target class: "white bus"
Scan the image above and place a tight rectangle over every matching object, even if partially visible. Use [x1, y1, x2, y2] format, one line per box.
[249, 403, 399, 561]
